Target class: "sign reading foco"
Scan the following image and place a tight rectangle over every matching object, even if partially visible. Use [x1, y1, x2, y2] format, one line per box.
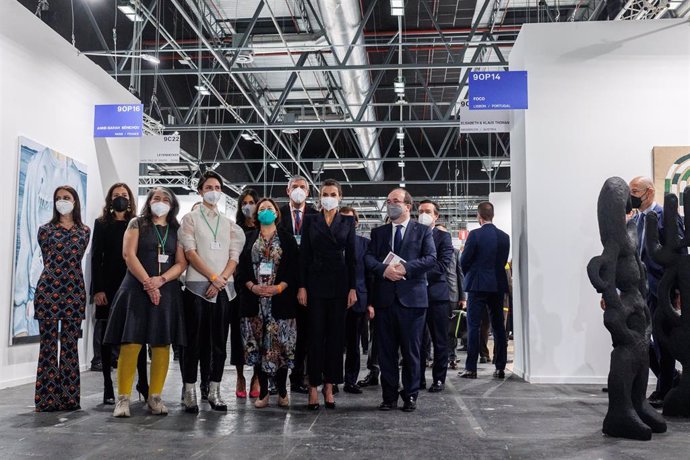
[140, 134, 181, 163]
[93, 104, 143, 137]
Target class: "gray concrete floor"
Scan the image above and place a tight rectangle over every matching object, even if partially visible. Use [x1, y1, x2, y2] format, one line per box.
[2, 346, 690, 459]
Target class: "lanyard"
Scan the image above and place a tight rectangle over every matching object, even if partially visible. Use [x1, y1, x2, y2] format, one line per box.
[261, 233, 275, 259]
[153, 224, 169, 254]
[200, 207, 220, 242]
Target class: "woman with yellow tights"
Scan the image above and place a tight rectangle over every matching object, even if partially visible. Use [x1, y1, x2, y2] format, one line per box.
[104, 187, 187, 417]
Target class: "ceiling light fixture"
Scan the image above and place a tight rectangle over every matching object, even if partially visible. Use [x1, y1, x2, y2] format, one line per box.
[393, 76, 406, 95]
[117, 0, 144, 21]
[240, 132, 253, 140]
[391, 0, 405, 16]
[194, 85, 211, 96]
[140, 54, 160, 64]
[269, 163, 280, 169]
[321, 161, 366, 170]
[396, 129, 405, 140]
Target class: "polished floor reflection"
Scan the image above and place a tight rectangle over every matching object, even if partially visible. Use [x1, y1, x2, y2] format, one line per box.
[1, 352, 688, 459]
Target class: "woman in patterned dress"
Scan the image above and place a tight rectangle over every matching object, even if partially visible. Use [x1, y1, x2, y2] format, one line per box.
[237, 198, 299, 408]
[34, 185, 90, 412]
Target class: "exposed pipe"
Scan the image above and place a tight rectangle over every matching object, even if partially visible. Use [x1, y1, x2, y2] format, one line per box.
[316, 0, 383, 181]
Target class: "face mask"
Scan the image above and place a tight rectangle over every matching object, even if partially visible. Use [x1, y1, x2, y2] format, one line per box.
[56, 200, 74, 216]
[112, 196, 129, 212]
[257, 209, 277, 225]
[321, 197, 339, 211]
[290, 188, 307, 205]
[630, 193, 643, 210]
[242, 204, 256, 217]
[418, 212, 434, 227]
[203, 190, 223, 205]
[150, 202, 171, 217]
[387, 204, 404, 221]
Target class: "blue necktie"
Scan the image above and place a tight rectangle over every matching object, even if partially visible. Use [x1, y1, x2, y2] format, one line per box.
[394, 224, 403, 254]
[294, 209, 302, 234]
[637, 212, 646, 256]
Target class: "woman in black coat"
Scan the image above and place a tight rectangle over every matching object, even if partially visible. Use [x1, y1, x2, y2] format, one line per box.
[237, 198, 299, 408]
[297, 179, 357, 410]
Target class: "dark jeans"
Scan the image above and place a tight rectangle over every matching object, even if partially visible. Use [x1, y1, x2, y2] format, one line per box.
[420, 301, 450, 385]
[345, 309, 365, 385]
[377, 300, 426, 402]
[182, 290, 230, 383]
[308, 296, 347, 386]
[466, 292, 507, 372]
[291, 305, 309, 386]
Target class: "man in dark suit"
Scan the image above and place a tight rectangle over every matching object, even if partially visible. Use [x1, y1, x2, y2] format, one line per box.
[417, 201, 455, 393]
[365, 188, 436, 412]
[339, 207, 371, 394]
[459, 201, 510, 380]
[278, 175, 318, 394]
[630, 176, 682, 407]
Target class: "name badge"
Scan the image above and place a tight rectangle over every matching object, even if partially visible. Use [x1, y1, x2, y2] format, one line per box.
[259, 262, 274, 276]
[210, 241, 221, 250]
[158, 254, 169, 264]
[295, 235, 301, 246]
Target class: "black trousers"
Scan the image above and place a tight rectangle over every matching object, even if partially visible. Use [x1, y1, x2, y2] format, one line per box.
[182, 290, 230, 383]
[345, 309, 365, 385]
[377, 300, 426, 402]
[228, 295, 245, 367]
[466, 292, 507, 372]
[420, 300, 450, 385]
[366, 317, 379, 375]
[649, 295, 676, 396]
[308, 296, 347, 386]
[291, 305, 309, 386]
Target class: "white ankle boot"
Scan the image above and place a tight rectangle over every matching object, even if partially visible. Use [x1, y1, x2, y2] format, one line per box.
[113, 395, 130, 417]
[147, 394, 168, 415]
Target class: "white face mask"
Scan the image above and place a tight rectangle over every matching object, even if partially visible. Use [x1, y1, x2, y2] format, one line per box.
[150, 202, 171, 217]
[290, 187, 307, 205]
[203, 190, 223, 205]
[56, 200, 74, 216]
[418, 212, 434, 227]
[321, 196, 339, 211]
[241, 204, 255, 217]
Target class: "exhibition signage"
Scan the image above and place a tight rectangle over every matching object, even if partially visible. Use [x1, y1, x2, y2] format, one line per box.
[140, 134, 181, 163]
[468, 71, 528, 110]
[458, 99, 510, 133]
[93, 104, 144, 137]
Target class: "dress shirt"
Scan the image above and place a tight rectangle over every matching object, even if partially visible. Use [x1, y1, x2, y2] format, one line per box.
[290, 203, 307, 234]
[390, 217, 410, 252]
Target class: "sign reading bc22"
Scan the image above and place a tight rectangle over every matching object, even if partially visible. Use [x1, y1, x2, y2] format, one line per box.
[468, 71, 528, 110]
[93, 104, 144, 138]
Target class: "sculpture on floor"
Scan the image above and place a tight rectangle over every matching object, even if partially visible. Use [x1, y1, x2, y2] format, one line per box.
[645, 188, 690, 417]
[587, 176, 667, 441]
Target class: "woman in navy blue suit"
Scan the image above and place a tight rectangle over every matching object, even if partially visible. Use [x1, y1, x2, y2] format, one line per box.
[298, 179, 357, 409]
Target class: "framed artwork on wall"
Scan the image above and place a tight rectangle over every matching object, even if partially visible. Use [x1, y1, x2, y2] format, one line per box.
[653, 146, 690, 208]
[10, 137, 87, 345]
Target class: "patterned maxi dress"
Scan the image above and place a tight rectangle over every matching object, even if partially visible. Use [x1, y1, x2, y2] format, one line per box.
[241, 234, 297, 376]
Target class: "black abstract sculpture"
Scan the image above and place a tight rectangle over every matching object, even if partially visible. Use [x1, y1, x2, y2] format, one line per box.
[587, 177, 667, 441]
[645, 188, 690, 417]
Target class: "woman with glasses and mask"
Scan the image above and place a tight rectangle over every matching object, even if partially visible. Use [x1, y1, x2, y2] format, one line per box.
[34, 186, 90, 412]
[91, 183, 148, 405]
[298, 179, 357, 410]
[105, 187, 187, 417]
[238, 198, 299, 408]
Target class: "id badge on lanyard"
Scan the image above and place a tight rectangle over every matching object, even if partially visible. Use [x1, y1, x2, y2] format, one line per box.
[259, 262, 274, 276]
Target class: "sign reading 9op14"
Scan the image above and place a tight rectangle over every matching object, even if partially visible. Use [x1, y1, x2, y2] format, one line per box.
[468, 71, 528, 110]
[93, 104, 144, 137]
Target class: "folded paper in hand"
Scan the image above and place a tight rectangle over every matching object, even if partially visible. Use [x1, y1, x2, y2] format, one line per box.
[383, 251, 406, 265]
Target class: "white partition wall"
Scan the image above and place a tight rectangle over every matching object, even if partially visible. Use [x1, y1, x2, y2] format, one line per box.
[0, 2, 140, 388]
[509, 19, 690, 383]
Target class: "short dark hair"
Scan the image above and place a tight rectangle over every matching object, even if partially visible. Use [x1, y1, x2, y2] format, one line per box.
[419, 199, 440, 217]
[198, 170, 224, 191]
[321, 178, 343, 197]
[255, 197, 282, 223]
[478, 201, 494, 221]
[339, 206, 359, 222]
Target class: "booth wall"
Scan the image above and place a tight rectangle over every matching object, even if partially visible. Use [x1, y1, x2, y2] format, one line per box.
[510, 19, 690, 384]
[0, 2, 140, 389]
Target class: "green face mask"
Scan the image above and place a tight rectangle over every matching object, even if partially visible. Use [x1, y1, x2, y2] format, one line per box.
[257, 209, 277, 225]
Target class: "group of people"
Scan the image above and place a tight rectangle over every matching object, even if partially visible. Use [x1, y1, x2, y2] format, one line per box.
[33, 172, 512, 416]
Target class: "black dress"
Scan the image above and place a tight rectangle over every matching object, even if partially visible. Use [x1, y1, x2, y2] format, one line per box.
[91, 219, 128, 320]
[104, 219, 186, 346]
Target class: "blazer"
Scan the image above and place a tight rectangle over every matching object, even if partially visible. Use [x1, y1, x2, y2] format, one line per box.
[364, 220, 437, 309]
[427, 227, 454, 304]
[447, 249, 465, 303]
[279, 203, 318, 236]
[352, 235, 371, 313]
[461, 223, 510, 294]
[299, 212, 357, 299]
[236, 228, 299, 319]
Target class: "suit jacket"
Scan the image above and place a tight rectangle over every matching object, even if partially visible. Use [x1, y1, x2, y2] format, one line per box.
[447, 249, 465, 303]
[279, 203, 318, 236]
[364, 220, 437, 309]
[299, 212, 357, 298]
[352, 235, 371, 313]
[427, 227, 454, 303]
[461, 223, 510, 294]
[236, 228, 299, 319]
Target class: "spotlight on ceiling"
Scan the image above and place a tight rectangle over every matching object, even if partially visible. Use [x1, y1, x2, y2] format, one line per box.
[391, 0, 405, 16]
[194, 85, 211, 96]
[240, 132, 254, 141]
[393, 76, 405, 95]
[140, 54, 160, 65]
[396, 129, 405, 140]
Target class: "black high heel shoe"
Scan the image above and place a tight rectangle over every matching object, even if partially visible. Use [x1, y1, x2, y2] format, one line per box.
[307, 387, 320, 410]
[136, 382, 149, 401]
[322, 385, 336, 409]
[103, 381, 115, 405]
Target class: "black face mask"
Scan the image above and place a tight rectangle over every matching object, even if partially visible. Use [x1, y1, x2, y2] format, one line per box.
[630, 194, 643, 210]
[112, 196, 129, 212]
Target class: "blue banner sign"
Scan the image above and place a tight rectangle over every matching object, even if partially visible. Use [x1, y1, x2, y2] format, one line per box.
[468, 71, 528, 110]
[94, 104, 143, 137]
